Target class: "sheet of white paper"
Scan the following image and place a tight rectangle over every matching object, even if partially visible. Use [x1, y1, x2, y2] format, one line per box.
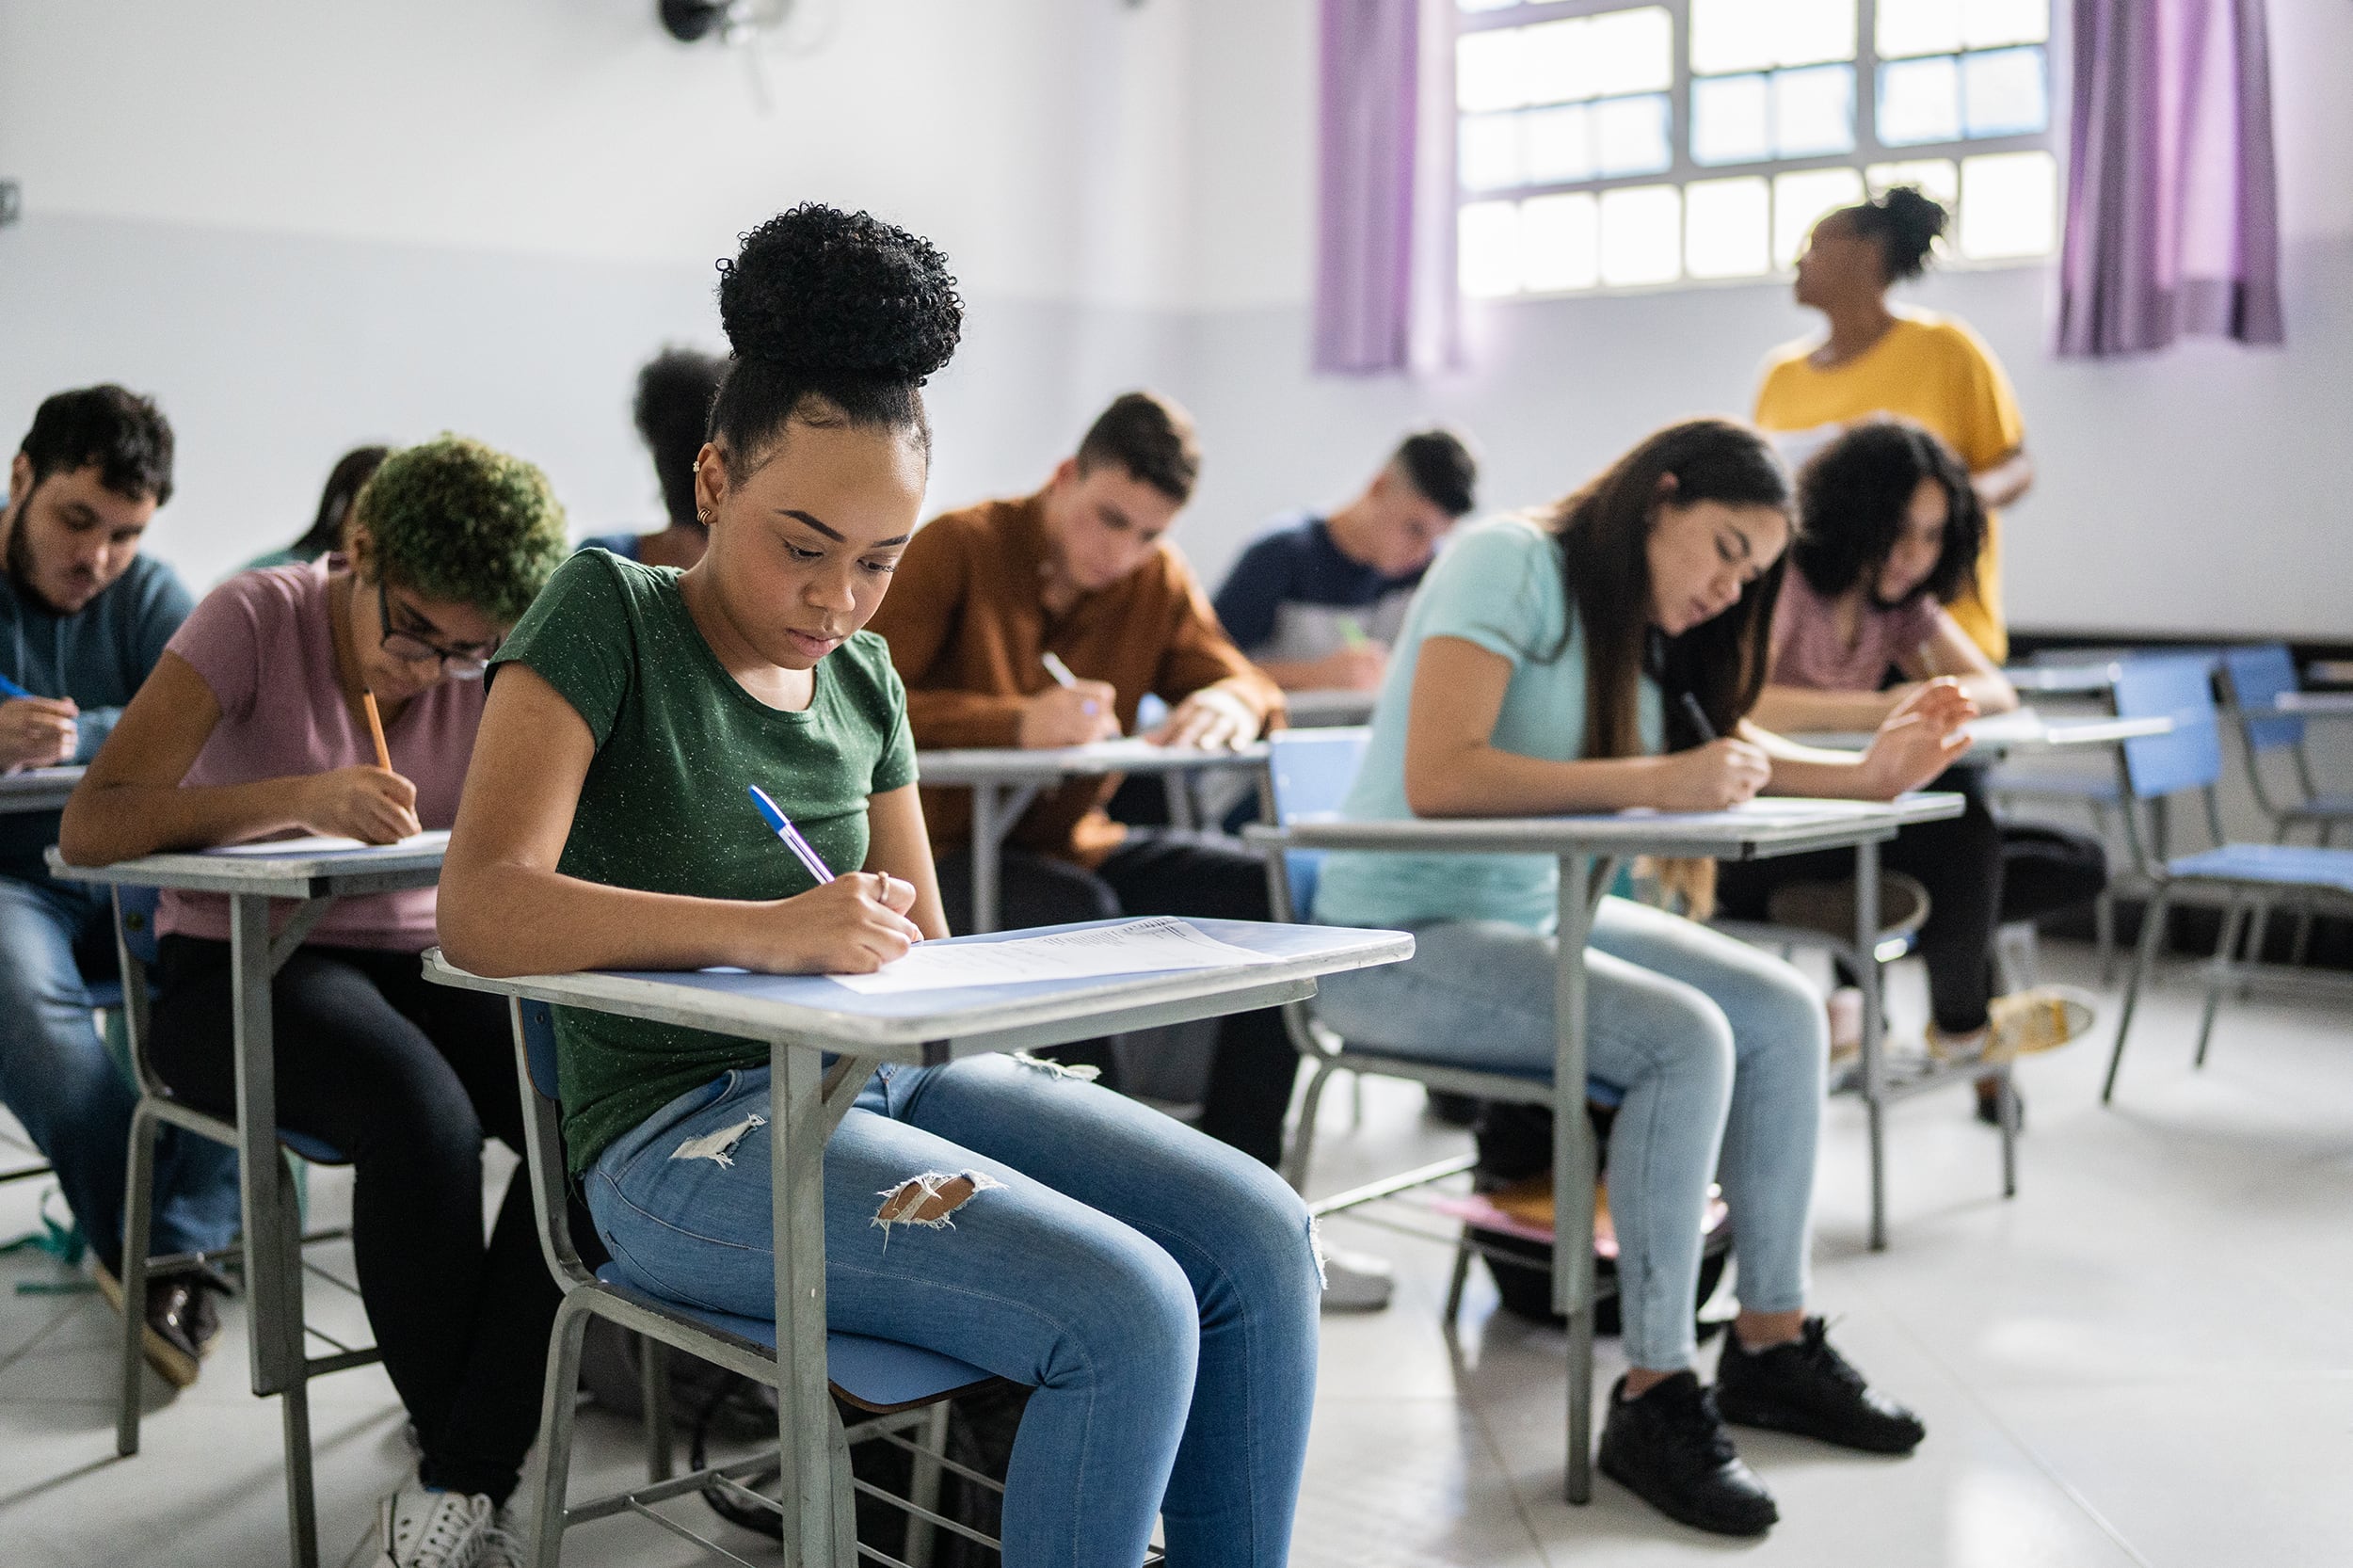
[829, 917, 1280, 995]
[1613, 799, 1874, 824]
[1064, 738, 1186, 765]
[210, 829, 450, 857]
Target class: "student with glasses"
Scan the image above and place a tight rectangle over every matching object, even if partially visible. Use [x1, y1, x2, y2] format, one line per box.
[60, 436, 570, 1567]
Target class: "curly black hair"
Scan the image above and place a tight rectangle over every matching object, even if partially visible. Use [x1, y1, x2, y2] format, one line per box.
[633, 347, 725, 529]
[1846, 185, 1949, 282]
[17, 385, 175, 504]
[354, 435, 570, 627]
[1791, 418, 1983, 608]
[709, 204, 963, 476]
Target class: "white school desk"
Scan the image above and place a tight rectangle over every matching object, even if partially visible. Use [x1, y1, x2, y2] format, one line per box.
[2256, 691, 2353, 719]
[917, 740, 1272, 932]
[0, 764, 86, 814]
[2002, 663, 2121, 696]
[1281, 689, 1379, 728]
[1792, 705, 2174, 755]
[423, 916, 1410, 1568]
[1250, 794, 1961, 1505]
[44, 832, 447, 1566]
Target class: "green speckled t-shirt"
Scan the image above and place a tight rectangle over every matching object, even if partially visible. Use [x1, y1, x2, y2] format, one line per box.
[489, 550, 918, 1170]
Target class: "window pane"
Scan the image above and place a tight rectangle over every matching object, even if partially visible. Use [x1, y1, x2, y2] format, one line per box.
[1585, 7, 1673, 97]
[1773, 64, 1856, 157]
[1692, 74, 1772, 166]
[1960, 150, 2057, 258]
[1460, 200, 1524, 296]
[1963, 0, 2048, 50]
[1690, 0, 1779, 75]
[1523, 104, 1596, 184]
[1866, 158, 1961, 209]
[1457, 0, 1519, 12]
[1459, 113, 1526, 194]
[1594, 93, 1673, 176]
[1521, 18, 1598, 105]
[1962, 46, 2048, 137]
[1774, 165, 1865, 267]
[1879, 56, 1962, 144]
[1775, 0, 1859, 67]
[1686, 177, 1771, 278]
[1457, 27, 1529, 113]
[1876, 0, 1963, 59]
[1693, 0, 1856, 73]
[1599, 184, 1683, 286]
[1522, 192, 1603, 291]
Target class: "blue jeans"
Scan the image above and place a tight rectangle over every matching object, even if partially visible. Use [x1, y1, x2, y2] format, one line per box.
[0, 867, 241, 1272]
[1314, 895, 1825, 1371]
[587, 1051, 1321, 1568]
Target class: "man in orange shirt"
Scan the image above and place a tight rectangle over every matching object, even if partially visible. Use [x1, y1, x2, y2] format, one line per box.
[871, 393, 1412, 1296]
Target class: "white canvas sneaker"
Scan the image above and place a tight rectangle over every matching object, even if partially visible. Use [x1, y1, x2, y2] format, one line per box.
[370, 1484, 503, 1568]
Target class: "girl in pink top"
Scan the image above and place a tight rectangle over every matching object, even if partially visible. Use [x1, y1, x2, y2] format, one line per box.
[1722, 421, 2093, 1116]
[60, 436, 569, 1566]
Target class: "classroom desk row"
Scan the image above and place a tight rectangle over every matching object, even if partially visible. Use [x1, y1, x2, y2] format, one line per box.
[33, 761, 1963, 1558]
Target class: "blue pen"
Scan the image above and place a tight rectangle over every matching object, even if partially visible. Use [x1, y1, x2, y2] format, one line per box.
[747, 785, 836, 887]
[0, 672, 31, 700]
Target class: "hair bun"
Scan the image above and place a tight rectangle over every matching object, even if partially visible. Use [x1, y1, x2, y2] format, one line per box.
[1881, 185, 1948, 246]
[716, 204, 963, 386]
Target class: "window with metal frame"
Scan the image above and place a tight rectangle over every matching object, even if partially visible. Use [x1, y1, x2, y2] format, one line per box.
[1455, 0, 2058, 298]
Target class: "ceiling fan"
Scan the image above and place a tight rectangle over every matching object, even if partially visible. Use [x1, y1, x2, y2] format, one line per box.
[657, 0, 841, 107]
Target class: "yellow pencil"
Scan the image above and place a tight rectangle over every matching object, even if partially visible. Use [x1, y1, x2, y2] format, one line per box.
[360, 689, 392, 772]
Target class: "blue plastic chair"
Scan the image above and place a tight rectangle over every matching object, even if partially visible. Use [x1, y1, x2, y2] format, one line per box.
[103, 884, 374, 1568]
[509, 1000, 1029, 1567]
[2101, 655, 2353, 1099]
[2218, 645, 2353, 968]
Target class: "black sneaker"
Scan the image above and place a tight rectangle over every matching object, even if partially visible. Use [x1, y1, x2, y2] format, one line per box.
[1715, 1317, 1926, 1455]
[1975, 1077, 2024, 1128]
[1597, 1371, 1778, 1537]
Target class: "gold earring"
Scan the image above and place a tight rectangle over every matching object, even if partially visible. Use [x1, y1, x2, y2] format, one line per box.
[696, 507, 712, 525]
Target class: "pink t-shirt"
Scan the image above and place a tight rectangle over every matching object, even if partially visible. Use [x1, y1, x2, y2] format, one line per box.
[1769, 572, 1943, 694]
[159, 559, 482, 951]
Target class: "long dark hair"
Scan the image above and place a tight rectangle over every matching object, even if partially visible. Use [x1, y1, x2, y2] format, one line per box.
[1547, 419, 1792, 760]
[1792, 418, 1982, 607]
[288, 445, 390, 559]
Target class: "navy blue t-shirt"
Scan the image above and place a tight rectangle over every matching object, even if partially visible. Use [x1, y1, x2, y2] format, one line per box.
[1211, 513, 1428, 664]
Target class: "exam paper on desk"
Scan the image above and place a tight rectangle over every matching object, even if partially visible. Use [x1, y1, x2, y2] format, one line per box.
[210, 829, 451, 856]
[827, 917, 1281, 995]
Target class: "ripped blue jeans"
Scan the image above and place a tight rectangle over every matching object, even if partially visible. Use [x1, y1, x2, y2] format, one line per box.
[585, 1051, 1321, 1568]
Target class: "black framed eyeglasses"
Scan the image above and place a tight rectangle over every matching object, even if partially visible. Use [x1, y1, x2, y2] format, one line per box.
[377, 578, 498, 680]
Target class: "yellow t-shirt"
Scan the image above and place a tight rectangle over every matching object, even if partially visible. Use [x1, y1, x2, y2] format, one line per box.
[1753, 311, 2025, 662]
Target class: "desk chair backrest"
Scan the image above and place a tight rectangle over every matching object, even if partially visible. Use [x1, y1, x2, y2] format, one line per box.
[2221, 644, 2303, 753]
[1262, 728, 1370, 921]
[2113, 655, 2225, 801]
[511, 999, 595, 1290]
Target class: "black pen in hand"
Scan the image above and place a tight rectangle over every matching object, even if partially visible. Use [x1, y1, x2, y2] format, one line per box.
[1678, 691, 1717, 744]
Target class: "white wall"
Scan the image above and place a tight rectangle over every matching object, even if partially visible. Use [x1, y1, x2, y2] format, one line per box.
[1167, 0, 2353, 643]
[0, 0, 1195, 586]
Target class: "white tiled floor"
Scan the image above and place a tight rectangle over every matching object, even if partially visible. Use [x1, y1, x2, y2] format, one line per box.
[3, 941, 2348, 1565]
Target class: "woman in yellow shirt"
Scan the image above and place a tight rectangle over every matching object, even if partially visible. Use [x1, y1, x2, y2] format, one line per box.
[1753, 187, 2032, 662]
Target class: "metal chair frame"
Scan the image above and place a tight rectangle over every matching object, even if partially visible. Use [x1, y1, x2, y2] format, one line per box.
[105, 885, 378, 1568]
[2218, 645, 2353, 968]
[507, 999, 1066, 1568]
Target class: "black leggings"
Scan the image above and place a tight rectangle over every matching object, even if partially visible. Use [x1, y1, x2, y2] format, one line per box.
[150, 936, 557, 1504]
[1717, 767, 2003, 1036]
[935, 830, 1299, 1167]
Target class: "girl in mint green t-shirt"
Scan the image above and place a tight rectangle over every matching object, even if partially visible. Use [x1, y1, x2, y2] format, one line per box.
[438, 207, 1320, 1568]
[1314, 419, 1972, 1539]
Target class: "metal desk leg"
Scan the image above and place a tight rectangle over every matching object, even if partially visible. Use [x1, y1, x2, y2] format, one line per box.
[771, 1039, 840, 1566]
[1552, 853, 1599, 1506]
[230, 892, 316, 1568]
[1855, 840, 1888, 1253]
[969, 784, 1001, 935]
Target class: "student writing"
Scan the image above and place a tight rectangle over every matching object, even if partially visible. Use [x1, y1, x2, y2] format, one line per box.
[434, 206, 1323, 1568]
[60, 436, 571, 1568]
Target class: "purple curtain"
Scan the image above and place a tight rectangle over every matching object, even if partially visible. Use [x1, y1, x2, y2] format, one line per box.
[2057, 0, 2284, 357]
[1315, 0, 1420, 374]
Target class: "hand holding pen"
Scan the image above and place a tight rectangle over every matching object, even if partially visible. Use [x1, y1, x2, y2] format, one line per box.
[748, 785, 923, 965]
[0, 671, 79, 771]
[1019, 651, 1119, 748]
[1661, 690, 1769, 810]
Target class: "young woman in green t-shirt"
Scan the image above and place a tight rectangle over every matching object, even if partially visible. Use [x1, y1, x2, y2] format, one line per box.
[438, 207, 1321, 1568]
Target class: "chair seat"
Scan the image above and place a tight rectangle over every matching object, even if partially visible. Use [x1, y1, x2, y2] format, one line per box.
[280, 1130, 346, 1165]
[2166, 842, 2353, 898]
[592, 1266, 997, 1409]
[1333, 1042, 1625, 1109]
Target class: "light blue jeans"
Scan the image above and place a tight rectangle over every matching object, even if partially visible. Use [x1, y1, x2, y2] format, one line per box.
[586, 1051, 1321, 1568]
[1314, 895, 1825, 1371]
[0, 867, 241, 1272]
